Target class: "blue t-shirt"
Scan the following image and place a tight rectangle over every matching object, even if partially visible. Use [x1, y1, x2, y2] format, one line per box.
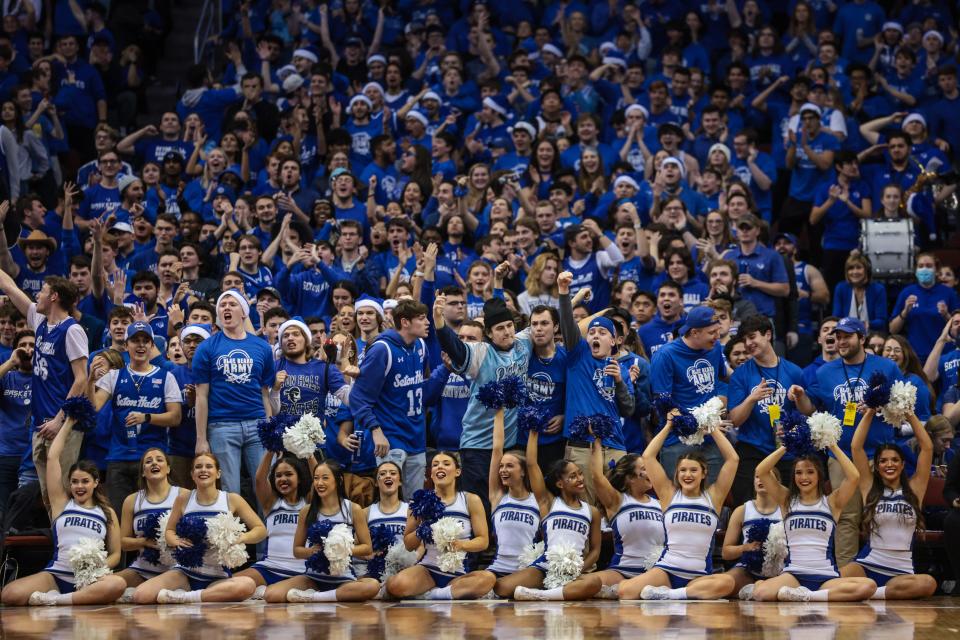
[730, 152, 776, 219]
[423, 365, 470, 451]
[0, 370, 31, 457]
[728, 357, 806, 455]
[813, 180, 870, 251]
[276, 358, 346, 419]
[525, 347, 568, 447]
[891, 284, 960, 361]
[170, 364, 197, 457]
[810, 353, 902, 458]
[650, 338, 727, 448]
[788, 131, 839, 201]
[192, 332, 276, 423]
[638, 315, 684, 357]
[562, 339, 625, 451]
[724, 244, 789, 317]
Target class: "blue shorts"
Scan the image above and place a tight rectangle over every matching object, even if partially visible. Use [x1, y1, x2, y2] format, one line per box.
[421, 564, 463, 588]
[608, 565, 647, 579]
[50, 574, 76, 595]
[653, 565, 696, 589]
[858, 565, 896, 588]
[175, 568, 226, 591]
[305, 573, 355, 591]
[791, 573, 834, 592]
[250, 563, 301, 586]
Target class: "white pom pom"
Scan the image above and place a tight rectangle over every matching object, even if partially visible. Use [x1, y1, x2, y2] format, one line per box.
[542, 543, 584, 589]
[431, 517, 466, 574]
[517, 541, 544, 568]
[642, 544, 664, 570]
[205, 513, 249, 569]
[67, 538, 112, 589]
[680, 396, 725, 445]
[880, 381, 917, 428]
[155, 511, 175, 566]
[807, 412, 842, 451]
[761, 522, 788, 578]
[383, 542, 419, 580]
[283, 413, 327, 458]
[323, 523, 355, 576]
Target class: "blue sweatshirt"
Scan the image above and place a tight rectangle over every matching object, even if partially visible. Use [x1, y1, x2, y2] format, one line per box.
[423, 364, 470, 451]
[349, 330, 428, 454]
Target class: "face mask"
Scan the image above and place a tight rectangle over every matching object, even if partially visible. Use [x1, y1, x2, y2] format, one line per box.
[916, 267, 936, 286]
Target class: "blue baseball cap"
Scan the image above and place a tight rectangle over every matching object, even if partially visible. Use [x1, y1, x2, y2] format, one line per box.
[679, 306, 719, 336]
[774, 232, 799, 246]
[832, 317, 866, 336]
[126, 321, 155, 342]
[588, 316, 617, 337]
[213, 184, 236, 204]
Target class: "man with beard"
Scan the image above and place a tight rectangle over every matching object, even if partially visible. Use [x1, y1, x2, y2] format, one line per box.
[556, 270, 634, 504]
[0, 329, 34, 515]
[727, 315, 814, 506]
[638, 281, 685, 357]
[0, 229, 59, 300]
[90, 321, 182, 513]
[131, 271, 168, 340]
[274, 316, 350, 419]
[705, 259, 758, 328]
[809, 317, 902, 566]
[169, 323, 210, 487]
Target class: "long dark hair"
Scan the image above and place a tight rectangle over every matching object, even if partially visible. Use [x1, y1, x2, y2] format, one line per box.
[862, 444, 924, 536]
[305, 460, 348, 526]
[608, 454, 641, 493]
[137, 447, 170, 491]
[544, 459, 577, 497]
[270, 455, 310, 501]
[788, 455, 829, 505]
[373, 460, 404, 503]
[430, 451, 462, 491]
[68, 460, 113, 525]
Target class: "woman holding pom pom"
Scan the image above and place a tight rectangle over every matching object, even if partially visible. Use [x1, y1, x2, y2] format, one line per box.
[617, 412, 738, 601]
[115, 448, 187, 601]
[504, 427, 602, 601]
[744, 434, 877, 602]
[840, 407, 937, 599]
[264, 460, 380, 603]
[386, 452, 496, 600]
[132, 453, 266, 604]
[721, 469, 783, 595]
[361, 461, 412, 581]
[0, 419, 126, 605]
[483, 392, 541, 596]
[231, 453, 311, 600]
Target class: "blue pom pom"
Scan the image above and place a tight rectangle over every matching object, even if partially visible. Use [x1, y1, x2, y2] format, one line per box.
[257, 414, 296, 453]
[415, 521, 434, 544]
[782, 420, 816, 458]
[306, 551, 331, 575]
[369, 524, 394, 554]
[671, 412, 699, 439]
[568, 415, 593, 441]
[518, 402, 550, 436]
[740, 518, 775, 574]
[409, 489, 445, 523]
[500, 376, 526, 409]
[172, 515, 208, 568]
[140, 512, 163, 565]
[477, 379, 506, 410]
[307, 519, 334, 547]
[569, 413, 619, 442]
[62, 397, 97, 433]
[653, 393, 676, 417]
[366, 554, 387, 581]
[864, 371, 891, 409]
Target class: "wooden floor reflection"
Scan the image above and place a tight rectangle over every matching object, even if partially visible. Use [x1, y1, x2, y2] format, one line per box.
[0, 597, 955, 639]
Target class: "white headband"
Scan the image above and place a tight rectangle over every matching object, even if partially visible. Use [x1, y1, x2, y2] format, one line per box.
[217, 289, 250, 318]
[278, 318, 312, 344]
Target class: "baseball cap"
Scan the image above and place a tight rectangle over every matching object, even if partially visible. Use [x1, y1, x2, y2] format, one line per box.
[679, 306, 719, 336]
[588, 317, 617, 337]
[774, 232, 799, 246]
[831, 317, 866, 336]
[126, 321, 155, 342]
[256, 286, 282, 301]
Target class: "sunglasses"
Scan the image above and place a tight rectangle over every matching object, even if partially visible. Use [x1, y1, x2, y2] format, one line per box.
[737, 224, 755, 231]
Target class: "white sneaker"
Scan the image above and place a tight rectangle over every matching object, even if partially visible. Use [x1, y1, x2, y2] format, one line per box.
[117, 587, 136, 604]
[514, 586, 549, 601]
[28, 590, 59, 606]
[250, 585, 267, 601]
[738, 584, 755, 601]
[286, 588, 317, 603]
[777, 586, 812, 602]
[157, 589, 190, 604]
[640, 585, 671, 600]
[480, 589, 499, 600]
[598, 584, 619, 600]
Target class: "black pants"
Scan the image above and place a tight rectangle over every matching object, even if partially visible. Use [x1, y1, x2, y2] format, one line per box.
[944, 509, 960, 581]
[460, 448, 493, 518]
[537, 438, 567, 476]
[731, 441, 796, 508]
[0, 455, 20, 521]
[822, 249, 853, 298]
[106, 461, 141, 516]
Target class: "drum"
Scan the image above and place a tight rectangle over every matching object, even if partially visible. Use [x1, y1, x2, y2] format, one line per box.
[860, 218, 914, 278]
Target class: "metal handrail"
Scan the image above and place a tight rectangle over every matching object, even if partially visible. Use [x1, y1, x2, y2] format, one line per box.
[193, 0, 223, 65]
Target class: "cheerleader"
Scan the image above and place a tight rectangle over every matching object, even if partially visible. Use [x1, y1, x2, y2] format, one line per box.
[0, 422, 126, 605]
[264, 460, 380, 602]
[386, 452, 496, 599]
[746, 443, 876, 602]
[618, 417, 739, 600]
[232, 452, 312, 599]
[506, 429, 602, 601]
[565, 438, 665, 599]
[116, 448, 187, 596]
[839, 408, 937, 599]
[722, 469, 782, 595]
[363, 461, 409, 554]
[484, 404, 540, 596]
[132, 453, 267, 604]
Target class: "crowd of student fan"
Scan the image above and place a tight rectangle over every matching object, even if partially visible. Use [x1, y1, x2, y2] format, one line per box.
[0, 258, 951, 606]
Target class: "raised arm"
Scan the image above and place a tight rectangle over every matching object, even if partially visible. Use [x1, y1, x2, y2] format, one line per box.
[525, 429, 550, 512]
[590, 437, 622, 514]
[45, 419, 75, 516]
[851, 407, 875, 497]
[488, 407, 506, 508]
[908, 410, 933, 503]
[642, 421, 675, 507]
[755, 446, 789, 510]
[706, 427, 739, 508]
[827, 444, 861, 518]
[254, 450, 276, 515]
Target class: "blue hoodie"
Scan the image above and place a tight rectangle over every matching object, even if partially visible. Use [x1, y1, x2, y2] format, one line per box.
[349, 329, 428, 454]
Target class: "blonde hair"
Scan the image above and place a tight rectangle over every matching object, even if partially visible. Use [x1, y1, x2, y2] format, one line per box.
[525, 253, 560, 298]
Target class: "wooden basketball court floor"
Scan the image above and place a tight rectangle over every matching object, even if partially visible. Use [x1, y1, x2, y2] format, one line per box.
[1, 598, 957, 639]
